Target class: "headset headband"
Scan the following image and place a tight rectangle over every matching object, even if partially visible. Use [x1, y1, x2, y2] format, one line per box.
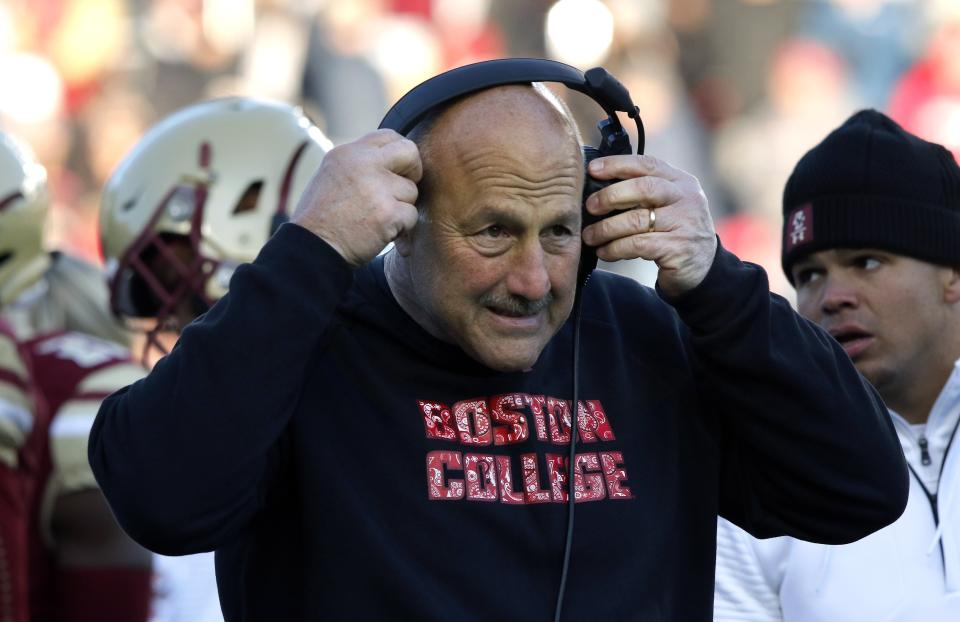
[378, 58, 644, 154]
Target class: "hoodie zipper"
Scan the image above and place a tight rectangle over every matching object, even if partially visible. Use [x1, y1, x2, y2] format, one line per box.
[906, 415, 960, 571]
[919, 435, 932, 466]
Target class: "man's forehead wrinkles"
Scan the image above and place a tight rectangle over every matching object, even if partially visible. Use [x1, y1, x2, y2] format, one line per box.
[458, 149, 580, 186]
[474, 171, 579, 194]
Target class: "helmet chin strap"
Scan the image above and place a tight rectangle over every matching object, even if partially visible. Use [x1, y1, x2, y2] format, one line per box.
[138, 320, 175, 368]
[137, 287, 212, 367]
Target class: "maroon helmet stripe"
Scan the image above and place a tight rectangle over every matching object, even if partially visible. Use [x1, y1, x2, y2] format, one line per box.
[276, 140, 310, 217]
[0, 191, 23, 212]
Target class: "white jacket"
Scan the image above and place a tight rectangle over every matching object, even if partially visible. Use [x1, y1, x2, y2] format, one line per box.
[150, 552, 225, 622]
[714, 361, 960, 621]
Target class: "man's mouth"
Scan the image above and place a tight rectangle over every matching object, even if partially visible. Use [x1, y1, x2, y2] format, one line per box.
[488, 306, 536, 318]
[829, 326, 875, 359]
[485, 306, 544, 331]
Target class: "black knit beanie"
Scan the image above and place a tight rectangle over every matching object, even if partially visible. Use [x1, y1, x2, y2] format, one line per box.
[781, 109, 960, 283]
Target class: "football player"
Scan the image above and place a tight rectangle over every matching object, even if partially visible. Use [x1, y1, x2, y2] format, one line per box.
[98, 97, 331, 621]
[0, 131, 151, 621]
[0, 317, 36, 622]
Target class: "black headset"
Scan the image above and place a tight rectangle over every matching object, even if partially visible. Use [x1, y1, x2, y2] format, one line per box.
[378, 58, 645, 622]
[378, 57, 645, 288]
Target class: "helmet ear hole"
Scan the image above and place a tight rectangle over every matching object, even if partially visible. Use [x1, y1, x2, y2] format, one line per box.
[232, 180, 264, 215]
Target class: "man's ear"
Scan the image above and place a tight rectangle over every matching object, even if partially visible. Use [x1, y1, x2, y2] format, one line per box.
[943, 265, 960, 304]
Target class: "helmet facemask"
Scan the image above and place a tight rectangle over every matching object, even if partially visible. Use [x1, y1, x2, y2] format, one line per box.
[99, 99, 332, 367]
[109, 175, 219, 364]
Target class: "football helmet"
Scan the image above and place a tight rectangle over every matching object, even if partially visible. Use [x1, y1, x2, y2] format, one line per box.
[100, 97, 332, 355]
[0, 132, 50, 307]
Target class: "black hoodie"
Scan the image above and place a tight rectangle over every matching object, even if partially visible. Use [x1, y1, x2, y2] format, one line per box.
[89, 223, 907, 621]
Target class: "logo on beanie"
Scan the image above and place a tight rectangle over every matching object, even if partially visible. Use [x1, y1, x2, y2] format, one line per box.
[786, 204, 813, 250]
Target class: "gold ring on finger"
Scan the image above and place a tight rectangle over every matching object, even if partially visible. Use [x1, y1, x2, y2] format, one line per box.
[647, 208, 656, 233]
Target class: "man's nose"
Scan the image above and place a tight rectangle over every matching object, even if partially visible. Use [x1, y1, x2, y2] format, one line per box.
[820, 275, 860, 315]
[506, 241, 551, 302]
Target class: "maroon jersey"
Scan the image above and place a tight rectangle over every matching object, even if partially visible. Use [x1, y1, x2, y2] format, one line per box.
[18, 331, 144, 621]
[0, 318, 36, 622]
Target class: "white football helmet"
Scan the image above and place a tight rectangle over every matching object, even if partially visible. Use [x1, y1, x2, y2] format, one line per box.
[100, 97, 331, 352]
[0, 132, 50, 307]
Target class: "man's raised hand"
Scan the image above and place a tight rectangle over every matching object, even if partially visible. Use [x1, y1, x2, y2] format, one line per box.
[581, 154, 717, 297]
[292, 129, 422, 266]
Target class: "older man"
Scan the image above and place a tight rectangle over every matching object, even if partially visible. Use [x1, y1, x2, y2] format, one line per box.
[90, 79, 906, 621]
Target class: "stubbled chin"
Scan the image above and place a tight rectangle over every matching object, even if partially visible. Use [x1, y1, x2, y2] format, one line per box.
[483, 356, 539, 373]
[471, 343, 543, 372]
[856, 361, 885, 385]
[464, 314, 563, 372]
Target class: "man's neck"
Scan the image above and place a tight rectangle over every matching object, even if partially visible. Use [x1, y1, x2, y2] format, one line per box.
[383, 251, 450, 344]
[891, 394, 939, 426]
[884, 358, 957, 425]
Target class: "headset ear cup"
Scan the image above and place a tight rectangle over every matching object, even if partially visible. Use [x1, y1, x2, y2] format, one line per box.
[579, 141, 630, 285]
[579, 146, 604, 285]
[581, 146, 605, 228]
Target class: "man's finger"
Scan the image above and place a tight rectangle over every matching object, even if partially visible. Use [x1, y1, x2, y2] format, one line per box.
[595, 231, 666, 263]
[363, 128, 405, 146]
[393, 200, 420, 235]
[380, 137, 423, 183]
[586, 176, 682, 216]
[583, 206, 663, 247]
[587, 153, 682, 182]
[391, 175, 419, 206]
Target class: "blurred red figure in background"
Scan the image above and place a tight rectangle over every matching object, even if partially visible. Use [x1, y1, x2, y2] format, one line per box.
[889, 11, 960, 161]
[0, 130, 151, 621]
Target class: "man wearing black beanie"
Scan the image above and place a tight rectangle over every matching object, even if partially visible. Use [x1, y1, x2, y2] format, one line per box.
[715, 109, 960, 621]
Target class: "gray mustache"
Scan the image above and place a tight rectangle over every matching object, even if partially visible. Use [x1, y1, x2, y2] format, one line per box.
[481, 292, 555, 317]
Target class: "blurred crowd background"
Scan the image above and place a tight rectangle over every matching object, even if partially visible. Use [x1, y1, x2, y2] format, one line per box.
[3, 0, 960, 298]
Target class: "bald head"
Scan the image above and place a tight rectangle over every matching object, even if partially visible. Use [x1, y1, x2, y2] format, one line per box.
[410, 84, 583, 213]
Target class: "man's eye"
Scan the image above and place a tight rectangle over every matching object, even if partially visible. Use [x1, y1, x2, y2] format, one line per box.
[482, 225, 508, 238]
[794, 268, 822, 286]
[547, 225, 573, 237]
[857, 256, 882, 271]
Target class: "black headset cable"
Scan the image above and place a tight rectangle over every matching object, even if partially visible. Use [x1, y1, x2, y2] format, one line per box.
[553, 280, 586, 622]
